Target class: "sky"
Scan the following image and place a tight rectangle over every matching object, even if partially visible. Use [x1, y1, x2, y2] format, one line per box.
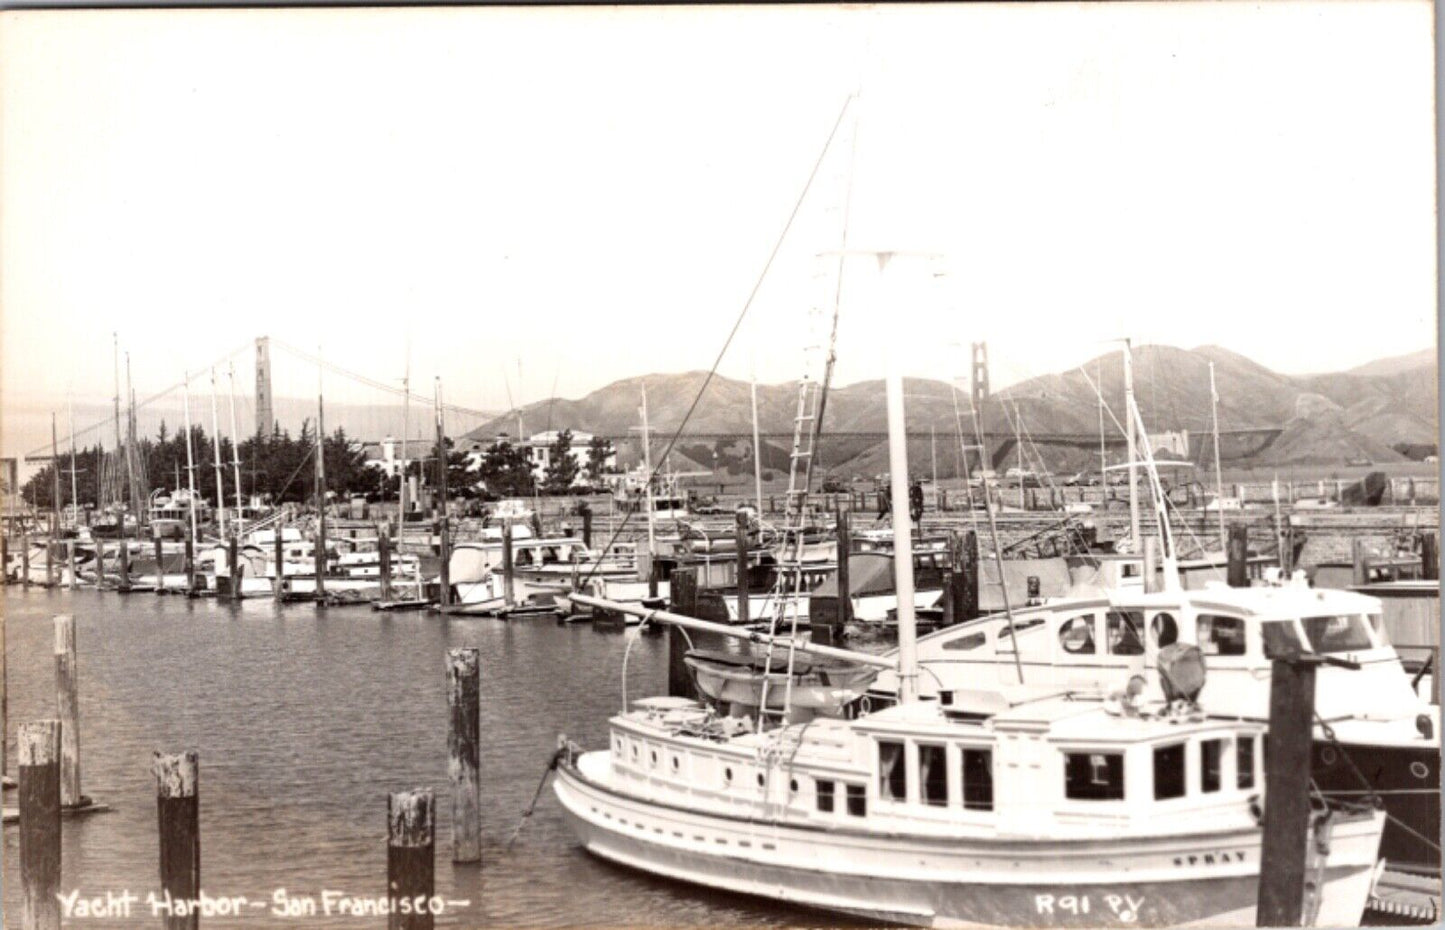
[1, 2, 1437, 462]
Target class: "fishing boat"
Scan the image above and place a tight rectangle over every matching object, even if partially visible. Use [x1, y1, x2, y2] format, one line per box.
[554, 251, 1385, 927]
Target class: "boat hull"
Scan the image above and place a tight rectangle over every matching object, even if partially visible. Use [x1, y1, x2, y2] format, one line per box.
[555, 757, 1383, 928]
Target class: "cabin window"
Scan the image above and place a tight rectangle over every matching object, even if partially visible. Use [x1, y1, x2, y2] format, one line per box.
[816, 779, 835, 812]
[1154, 744, 1187, 800]
[918, 744, 948, 807]
[1237, 736, 1256, 789]
[878, 740, 907, 802]
[943, 632, 987, 651]
[962, 748, 994, 811]
[1201, 739, 1223, 793]
[1150, 613, 1179, 648]
[1261, 620, 1304, 658]
[1065, 753, 1124, 800]
[846, 784, 867, 817]
[1059, 615, 1096, 654]
[1198, 614, 1246, 656]
[515, 549, 535, 567]
[1106, 611, 1145, 656]
[1301, 615, 1373, 654]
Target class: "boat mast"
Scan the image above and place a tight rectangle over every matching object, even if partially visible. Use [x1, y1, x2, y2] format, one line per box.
[181, 374, 200, 544]
[124, 352, 144, 528]
[1097, 359, 1107, 478]
[434, 376, 448, 525]
[749, 364, 764, 513]
[1208, 361, 1226, 548]
[226, 362, 245, 539]
[1014, 402, 1024, 509]
[880, 255, 919, 705]
[209, 368, 226, 537]
[1123, 340, 1141, 553]
[112, 334, 124, 512]
[398, 343, 409, 539]
[1124, 387, 1182, 591]
[315, 346, 328, 595]
[640, 382, 656, 559]
[51, 412, 62, 535]
[67, 395, 78, 527]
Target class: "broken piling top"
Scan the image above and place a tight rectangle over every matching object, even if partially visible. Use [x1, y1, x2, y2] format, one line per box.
[153, 751, 199, 799]
[53, 614, 74, 656]
[388, 789, 435, 847]
[18, 721, 60, 766]
[446, 648, 480, 703]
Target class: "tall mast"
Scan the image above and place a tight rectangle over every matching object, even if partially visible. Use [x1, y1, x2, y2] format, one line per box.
[640, 382, 655, 558]
[1123, 340, 1141, 553]
[67, 395, 78, 526]
[1097, 359, 1107, 478]
[315, 347, 328, 594]
[125, 352, 145, 527]
[1014, 402, 1025, 509]
[182, 374, 200, 544]
[880, 254, 919, 704]
[209, 368, 226, 537]
[1125, 393, 1182, 591]
[112, 334, 124, 510]
[930, 424, 938, 490]
[51, 412, 62, 534]
[1208, 361, 1226, 549]
[398, 344, 410, 538]
[749, 364, 764, 514]
[226, 362, 245, 539]
[434, 376, 448, 522]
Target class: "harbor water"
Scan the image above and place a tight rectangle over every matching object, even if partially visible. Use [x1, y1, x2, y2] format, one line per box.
[0, 587, 841, 927]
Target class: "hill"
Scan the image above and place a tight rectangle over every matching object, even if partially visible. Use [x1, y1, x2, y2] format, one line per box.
[459, 345, 1437, 477]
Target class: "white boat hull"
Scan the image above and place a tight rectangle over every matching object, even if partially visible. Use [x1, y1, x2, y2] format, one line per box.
[556, 754, 1383, 928]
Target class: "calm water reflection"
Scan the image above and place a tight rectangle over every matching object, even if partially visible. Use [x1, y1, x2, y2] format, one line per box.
[1, 588, 847, 927]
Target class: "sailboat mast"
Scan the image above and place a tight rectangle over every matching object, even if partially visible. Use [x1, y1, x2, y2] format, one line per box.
[51, 413, 62, 534]
[112, 334, 124, 510]
[67, 396, 78, 526]
[434, 377, 448, 518]
[182, 375, 200, 544]
[882, 278, 919, 704]
[1123, 341, 1141, 552]
[1097, 359, 1107, 478]
[209, 369, 226, 537]
[398, 346, 409, 538]
[226, 363, 245, 539]
[1209, 361, 1226, 548]
[640, 382, 656, 558]
[315, 348, 328, 579]
[749, 367, 764, 513]
[125, 352, 145, 527]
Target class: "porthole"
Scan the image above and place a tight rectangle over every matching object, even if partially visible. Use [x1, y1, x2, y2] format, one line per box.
[756, 773, 765, 787]
[672, 756, 680, 771]
[650, 750, 658, 766]
[1411, 761, 1430, 780]
[631, 744, 638, 760]
[789, 778, 799, 793]
[1320, 746, 1337, 766]
[724, 767, 733, 782]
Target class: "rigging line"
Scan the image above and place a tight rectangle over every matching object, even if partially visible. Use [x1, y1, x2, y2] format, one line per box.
[575, 92, 859, 590]
[23, 341, 255, 459]
[270, 339, 496, 420]
[946, 372, 982, 539]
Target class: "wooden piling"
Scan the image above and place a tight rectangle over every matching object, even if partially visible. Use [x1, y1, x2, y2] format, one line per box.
[117, 539, 130, 593]
[961, 530, 979, 623]
[274, 529, 285, 601]
[66, 542, 76, 590]
[1227, 524, 1249, 588]
[1, 533, 9, 585]
[1255, 656, 1317, 927]
[500, 521, 515, 607]
[21, 530, 30, 589]
[379, 530, 393, 603]
[580, 506, 592, 549]
[668, 568, 698, 700]
[19, 720, 61, 930]
[154, 751, 200, 930]
[1, 609, 6, 781]
[1351, 538, 1370, 586]
[734, 510, 749, 627]
[836, 508, 853, 629]
[183, 532, 195, 596]
[1421, 533, 1439, 582]
[387, 789, 435, 930]
[90, 539, 102, 588]
[45, 536, 54, 587]
[313, 517, 326, 601]
[437, 517, 451, 609]
[53, 615, 82, 808]
[446, 648, 481, 863]
[228, 534, 242, 602]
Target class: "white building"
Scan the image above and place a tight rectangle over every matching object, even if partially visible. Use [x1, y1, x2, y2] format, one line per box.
[520, 430, 613, 481]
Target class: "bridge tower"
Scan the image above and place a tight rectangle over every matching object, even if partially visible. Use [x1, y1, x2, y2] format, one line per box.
[970, 342, 989, 410]
[255, 336, 274, 437]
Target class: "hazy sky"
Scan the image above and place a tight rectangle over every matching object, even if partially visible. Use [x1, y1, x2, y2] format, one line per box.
[1, 2, 1436, 460]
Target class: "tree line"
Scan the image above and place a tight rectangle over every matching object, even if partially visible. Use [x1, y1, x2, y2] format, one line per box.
[22, 424, 618, 509]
